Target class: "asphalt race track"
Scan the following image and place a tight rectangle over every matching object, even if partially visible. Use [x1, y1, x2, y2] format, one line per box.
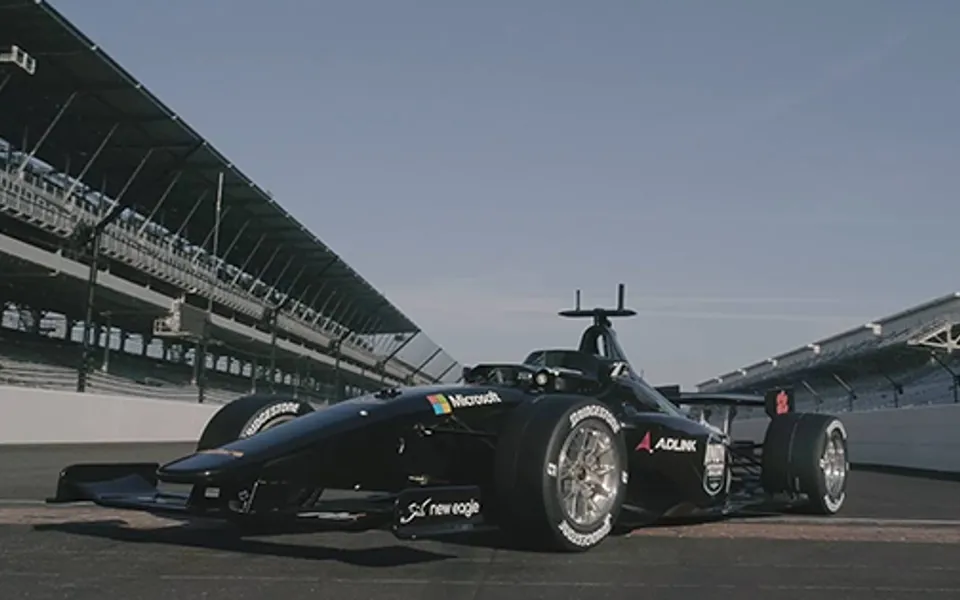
[2, 443, 960, 599]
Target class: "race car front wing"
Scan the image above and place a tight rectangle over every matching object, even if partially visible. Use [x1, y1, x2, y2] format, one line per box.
[47, 462, 490, 539]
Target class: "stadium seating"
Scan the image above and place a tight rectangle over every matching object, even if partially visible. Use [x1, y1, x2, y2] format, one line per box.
[0, 151, 388, 372]
[0, 310, 332, 405]
[788, 358, 959, 414]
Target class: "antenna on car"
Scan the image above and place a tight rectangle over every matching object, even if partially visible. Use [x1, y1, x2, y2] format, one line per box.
[559, 283, 637, 327]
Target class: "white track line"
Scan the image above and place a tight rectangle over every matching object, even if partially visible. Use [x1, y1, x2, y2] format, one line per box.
[727, 516, 960, 527]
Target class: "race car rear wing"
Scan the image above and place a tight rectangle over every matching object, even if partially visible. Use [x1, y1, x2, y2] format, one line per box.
[656, 385, 795, 419]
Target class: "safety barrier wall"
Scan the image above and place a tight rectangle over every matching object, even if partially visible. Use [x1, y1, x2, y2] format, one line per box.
[733, 403, 960, 474]
[0, 386, 220, 444]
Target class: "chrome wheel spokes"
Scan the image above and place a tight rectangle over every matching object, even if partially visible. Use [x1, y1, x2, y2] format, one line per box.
[819, 432, 847, 499]
[556, 424, 620, 527]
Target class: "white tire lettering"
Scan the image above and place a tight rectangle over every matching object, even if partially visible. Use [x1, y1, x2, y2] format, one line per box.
[241, 402, 301, 438]
[558, 514, 612, 547]
[568, 404, 621, 434]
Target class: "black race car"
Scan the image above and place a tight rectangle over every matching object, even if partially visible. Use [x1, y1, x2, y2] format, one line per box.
[49, 285, 850, 552]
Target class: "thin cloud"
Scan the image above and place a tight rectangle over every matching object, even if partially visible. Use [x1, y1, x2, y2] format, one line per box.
[748, 27, 915, 129]
[385, 279, 866, 373]
[628, 296, 843, 306]
[387, 278, 858, 330]
[682, 212, 952, 228]
[629, 309, 858, 324]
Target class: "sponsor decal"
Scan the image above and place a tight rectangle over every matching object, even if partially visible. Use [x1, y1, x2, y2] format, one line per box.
[197, 448, 244, 458]
[241, 402, 300, 437]
[775, 390, 790, 415]
[426, 394, 452, 415]
[568, 404, 622, 434]
[635, 431, 652, 452]
[657, 437, 697, 452]
[635, 431, 697, 453]
[398, 496, 482, 525]
[558, 513, 613, 548]
[297, 512, 363, 521]
[610, 361, 631, 378]
[703, 440, 726, 496]
[427, 391, 502, 415]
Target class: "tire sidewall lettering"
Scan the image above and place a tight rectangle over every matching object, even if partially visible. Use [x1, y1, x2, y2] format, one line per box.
[568, 403, 622, 434]
[240, 401, 302, 438]
[558, 513, 613, 548]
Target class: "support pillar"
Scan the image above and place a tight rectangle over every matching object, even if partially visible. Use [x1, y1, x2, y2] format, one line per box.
[876, 370, 904, 407]
[267, 307, 279, 392]
[929, 352, 960, 403]
[17, 92, 76, 175]
[76, 229, 101, 392]
[831, 372, 857, 411]
[100, 312, 112, 373]
[408, 347, 443, 385]
[379, 331, 420, 383]
[65, 124, 118, 203]
[434, 359, 458, 383]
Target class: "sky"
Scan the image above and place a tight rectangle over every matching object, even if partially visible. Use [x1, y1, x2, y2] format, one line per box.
[45, 0, 960, 388]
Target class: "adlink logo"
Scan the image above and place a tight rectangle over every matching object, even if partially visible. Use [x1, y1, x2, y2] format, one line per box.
[654, 437, 697, 452]
[448, 391, 503, 408]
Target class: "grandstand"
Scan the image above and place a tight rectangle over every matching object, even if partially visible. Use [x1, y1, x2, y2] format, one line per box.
[0, 1, 461, 405]
[696, 293, 960, 415]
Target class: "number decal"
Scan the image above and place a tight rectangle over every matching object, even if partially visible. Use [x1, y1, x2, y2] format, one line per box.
[775, 390, 789, 414]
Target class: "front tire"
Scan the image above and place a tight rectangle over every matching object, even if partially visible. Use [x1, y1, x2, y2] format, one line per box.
[197, 393, 314, 450]
[494, 396, 628, 552]
[196, 394, 321, 515]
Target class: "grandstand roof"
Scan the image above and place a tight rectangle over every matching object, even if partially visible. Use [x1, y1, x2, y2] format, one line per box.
[0, 0, 416, 335]
[696, 292, 960, 393]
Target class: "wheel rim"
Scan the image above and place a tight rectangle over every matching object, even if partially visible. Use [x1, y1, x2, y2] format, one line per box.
[820, 430, 847, 499]
[556, 422, 620, 527]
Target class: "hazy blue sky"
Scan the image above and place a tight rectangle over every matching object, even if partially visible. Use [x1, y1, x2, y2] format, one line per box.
[48, 0, 960, 387]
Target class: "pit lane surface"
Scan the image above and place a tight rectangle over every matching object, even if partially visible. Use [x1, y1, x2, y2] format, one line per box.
[1, 443, 959, 600]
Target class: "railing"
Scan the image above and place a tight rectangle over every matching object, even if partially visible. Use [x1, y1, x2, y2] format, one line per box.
[0, 165, 420, 382]
[789, 356, 960, 413]
[0, 359, 330, 406]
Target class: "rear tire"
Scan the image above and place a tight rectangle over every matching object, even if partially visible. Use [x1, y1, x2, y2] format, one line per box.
[760, 413, 849, 515]
[493, 396, 628, 552]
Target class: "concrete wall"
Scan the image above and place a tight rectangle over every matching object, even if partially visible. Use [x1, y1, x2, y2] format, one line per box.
[733, 403, 960, 474]
[0, 386, 220, 444]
